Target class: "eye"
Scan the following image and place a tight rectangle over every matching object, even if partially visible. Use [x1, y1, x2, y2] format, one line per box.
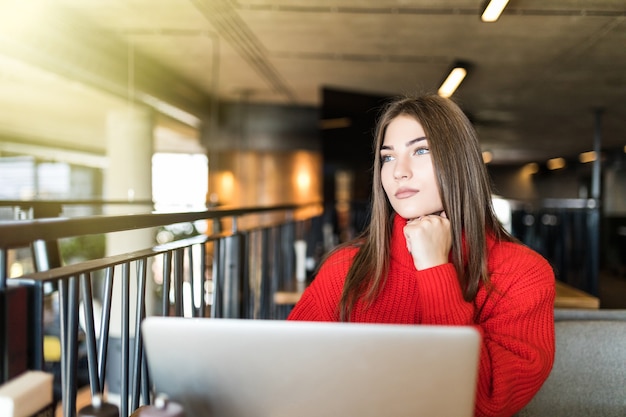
[413, 147, 430, 156]
[381, 154, 394, 163]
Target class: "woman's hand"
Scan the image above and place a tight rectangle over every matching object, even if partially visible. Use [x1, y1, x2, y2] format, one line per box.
[404, 212, 452, 270]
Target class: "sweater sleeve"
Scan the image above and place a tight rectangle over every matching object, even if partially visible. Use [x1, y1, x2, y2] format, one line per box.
[287, 247, 356, 321]
[415, 243, 555, 417]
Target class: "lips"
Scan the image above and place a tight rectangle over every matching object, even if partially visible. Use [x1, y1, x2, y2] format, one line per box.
[395, 187, 418, 199]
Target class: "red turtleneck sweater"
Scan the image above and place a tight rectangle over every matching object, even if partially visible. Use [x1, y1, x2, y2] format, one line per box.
[288, 214, 555, 417]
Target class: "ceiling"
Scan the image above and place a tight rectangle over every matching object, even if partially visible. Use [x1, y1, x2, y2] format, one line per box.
[0, 0, 625, 166]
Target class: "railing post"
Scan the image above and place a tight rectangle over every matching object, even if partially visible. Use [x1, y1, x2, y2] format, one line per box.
[241, 231, 251, 319]
[120, 263, 131, 417]
[161, 252, 172, 317]
[1, 248, 7, 384]
[280, 219, 296, 290]
[80, 273, 100, 398]
[0, 248, 6, 285]
[97, 267, 115, 390]
[587, 108, 603, 297]
[270, 226, 283, 319]
[173, 249, 185, 317]
[131, 259, 147, 410]
[222, 233, 243, 318]
[28, 282, 45, 372]
[212, 238, 224, 318]
[198, 242, 207, 317]
[58, 276, 79, 417]
[259, 228, 272, 319]
[187, 246, 195, 317]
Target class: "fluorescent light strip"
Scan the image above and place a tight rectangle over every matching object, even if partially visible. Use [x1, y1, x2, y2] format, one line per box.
[142, 94, 202, 129]
[481, 0, 510, 22]
[438, 67, 467, 98]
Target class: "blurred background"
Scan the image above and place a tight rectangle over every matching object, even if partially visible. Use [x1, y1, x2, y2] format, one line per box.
[0, 0, 625, 305]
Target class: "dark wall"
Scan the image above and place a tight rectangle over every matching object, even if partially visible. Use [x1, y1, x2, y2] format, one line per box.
[202, 101, 321, 152]
[321, 87, 390, 204]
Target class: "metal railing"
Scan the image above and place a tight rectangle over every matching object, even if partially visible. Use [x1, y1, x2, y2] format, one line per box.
[0, 202, 324, 417]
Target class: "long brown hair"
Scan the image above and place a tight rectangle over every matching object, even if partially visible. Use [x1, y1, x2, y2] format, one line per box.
[338, 94, 513, 321]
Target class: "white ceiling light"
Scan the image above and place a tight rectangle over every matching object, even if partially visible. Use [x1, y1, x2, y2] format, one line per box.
[438, 62, 469, 98]
[481, 0, 510, 23]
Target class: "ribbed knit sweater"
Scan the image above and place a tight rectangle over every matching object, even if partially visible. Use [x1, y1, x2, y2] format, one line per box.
[288, 214, 555, 417]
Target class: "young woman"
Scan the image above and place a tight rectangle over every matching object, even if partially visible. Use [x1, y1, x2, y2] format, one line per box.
[288, 94, 555, 417]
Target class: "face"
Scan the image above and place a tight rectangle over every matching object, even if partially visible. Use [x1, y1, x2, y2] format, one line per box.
[380, 114, 444, 220]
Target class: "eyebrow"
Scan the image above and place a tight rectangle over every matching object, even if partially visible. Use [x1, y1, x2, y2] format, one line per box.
[380, 136, 427, 150]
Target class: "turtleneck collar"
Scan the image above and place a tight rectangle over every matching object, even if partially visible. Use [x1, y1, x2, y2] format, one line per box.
[390, 214, 416, 269]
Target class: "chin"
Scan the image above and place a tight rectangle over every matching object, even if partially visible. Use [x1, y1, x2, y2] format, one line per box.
[391, 199, 441, 220]
[395, 209, 424, 220]
[393, 204, 442, 220]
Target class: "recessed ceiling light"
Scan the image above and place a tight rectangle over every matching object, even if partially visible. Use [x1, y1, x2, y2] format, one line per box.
[547, 157, 566, 170]
[578, 151, 596, 164]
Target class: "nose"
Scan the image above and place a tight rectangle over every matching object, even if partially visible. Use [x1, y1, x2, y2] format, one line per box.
[393, 155, 411, 180]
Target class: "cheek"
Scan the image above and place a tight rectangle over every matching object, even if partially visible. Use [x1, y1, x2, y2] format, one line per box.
[380, 166, 393, 193]
[419, 161, 438, 186]
[427, 179, 443, 204]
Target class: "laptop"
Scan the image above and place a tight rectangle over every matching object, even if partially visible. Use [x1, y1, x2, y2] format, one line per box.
[141, 317, 481, 417]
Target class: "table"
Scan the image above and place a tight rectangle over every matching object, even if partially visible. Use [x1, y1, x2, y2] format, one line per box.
[273, 281, 306, 305]
[554, 281, 600, 309]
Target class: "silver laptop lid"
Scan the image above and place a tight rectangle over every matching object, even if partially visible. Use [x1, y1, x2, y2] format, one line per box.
[142, 317, 480, 417]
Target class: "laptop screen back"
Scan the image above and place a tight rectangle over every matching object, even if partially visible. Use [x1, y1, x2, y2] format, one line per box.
[141, 317, 480, 417]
